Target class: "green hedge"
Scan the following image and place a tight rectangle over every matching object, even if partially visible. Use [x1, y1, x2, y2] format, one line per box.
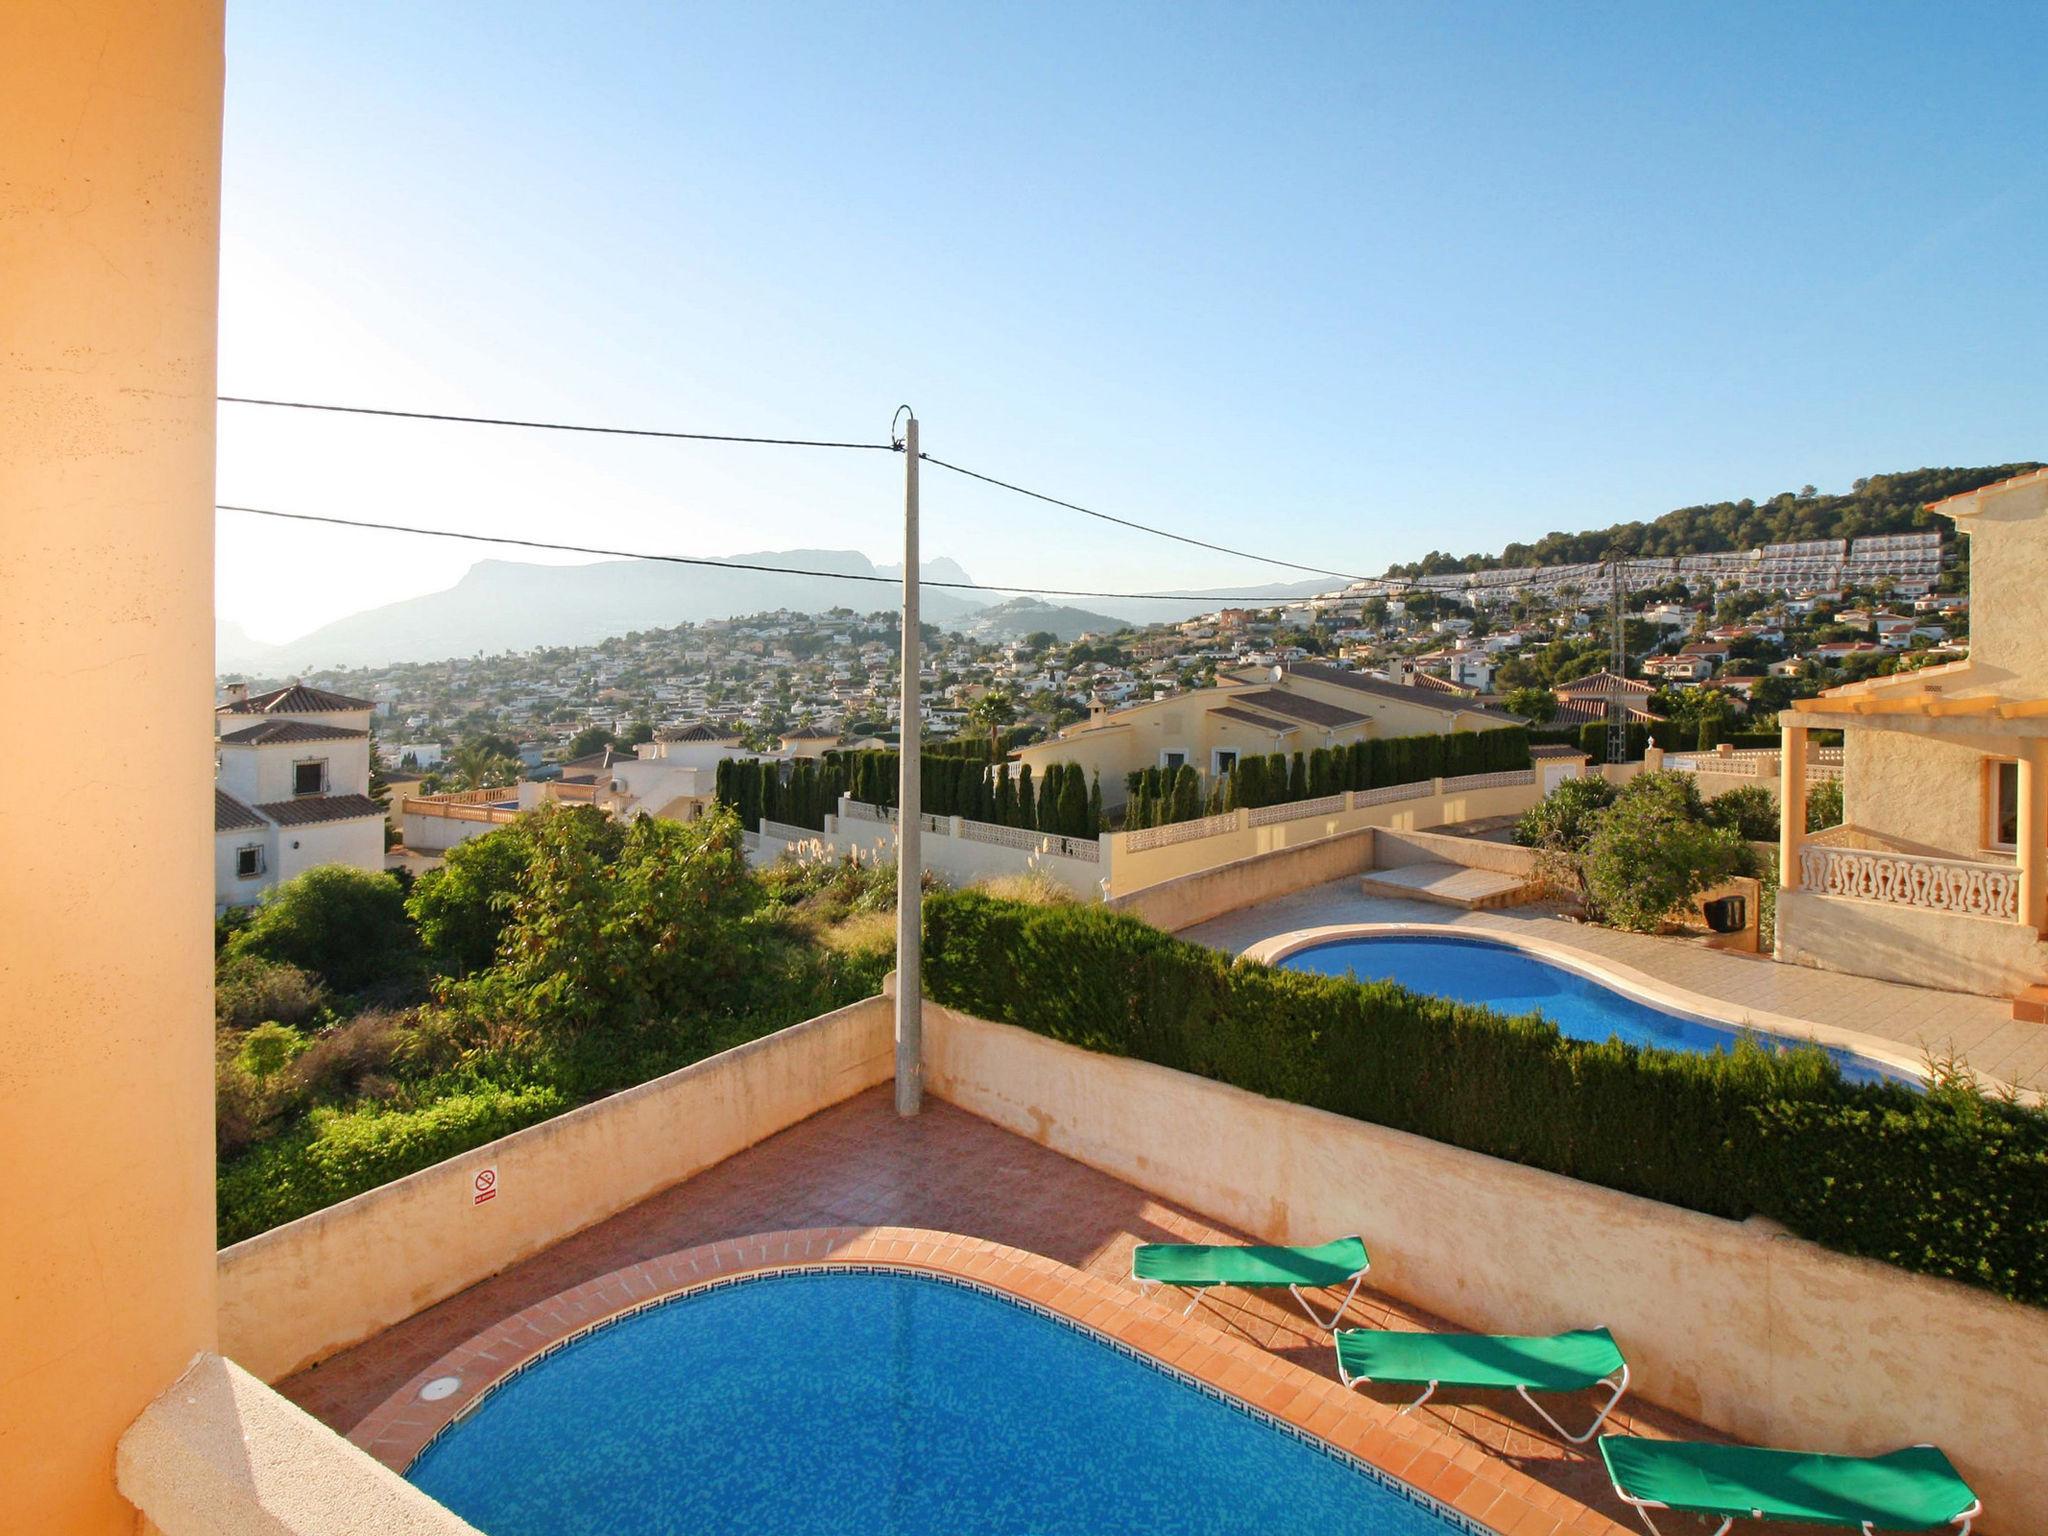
[720, 751, 1099, 837]
[216, 1085, 565, 1244]
[922, 892, 2048, 1304]
[1128, 724, 1531, 830]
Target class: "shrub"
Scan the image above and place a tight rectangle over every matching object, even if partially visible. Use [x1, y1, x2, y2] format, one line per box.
[229, 865, 413, 991]
[1584, 773, 1748, 931]
[922, 892, 2048, 1305]
[216, 1085, 565, 1243]
[409, 805, 624, 976]
[215, 954, 328, 1030]
[1704, 783, 1781, 843]
[1806, 776, 1844, 832]
[431, 807, 761, 1042]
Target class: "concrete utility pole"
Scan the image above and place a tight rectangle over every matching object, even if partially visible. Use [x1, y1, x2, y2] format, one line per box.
[895, 409, 922, 1115]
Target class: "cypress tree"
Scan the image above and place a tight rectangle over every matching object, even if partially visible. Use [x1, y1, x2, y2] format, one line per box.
[1288, 752, 1308, 802]
[995, 764, 1015, 826]
[1170, 764, 1201, 823]
[1124, 770, 1143, 805]
[1265, 754, 1288, 804]
[1059, 765, 1088, 836]
[1204, 777, 1225, 815]
[1088, 770, 1102, 837]
[1222, 768, 1240, 811]
[1017, 765, 1036, 829]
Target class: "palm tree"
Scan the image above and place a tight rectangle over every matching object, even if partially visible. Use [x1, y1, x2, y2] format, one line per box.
[965, 689, 1017, 761]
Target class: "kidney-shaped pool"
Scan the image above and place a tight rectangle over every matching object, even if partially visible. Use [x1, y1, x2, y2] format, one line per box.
[408, 1268, 1476, 1536]
[1276, 933, 1914, 1087]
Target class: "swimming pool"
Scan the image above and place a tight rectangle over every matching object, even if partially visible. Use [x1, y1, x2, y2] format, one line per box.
[408, 1268, 1478, 1536]
[1276, 934, 1913, 1088]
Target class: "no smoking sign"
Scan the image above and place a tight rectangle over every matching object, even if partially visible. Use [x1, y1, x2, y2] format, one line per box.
[472, 1166, 498, 1206]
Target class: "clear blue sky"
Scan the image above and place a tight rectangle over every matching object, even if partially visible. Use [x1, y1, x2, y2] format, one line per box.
[218, 1, 2045, 642]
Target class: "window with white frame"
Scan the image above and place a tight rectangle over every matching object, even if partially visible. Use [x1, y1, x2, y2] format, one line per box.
[235, 845, 265, 879]
[1160, 749, 1188, 771]
[1212, 748, 1238, 776]
[293, 758, 327, 796]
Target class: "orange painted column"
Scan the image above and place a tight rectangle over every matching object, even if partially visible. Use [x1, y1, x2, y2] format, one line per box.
[0, 2, 225, 1529]
[1778, 724, 1810, 890]
[2020, 740, 2048, 935]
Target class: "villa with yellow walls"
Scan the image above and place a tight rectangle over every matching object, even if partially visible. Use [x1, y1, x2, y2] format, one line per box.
[1777, 467, 2048, 1001]
[1013, 660, 1518, 809]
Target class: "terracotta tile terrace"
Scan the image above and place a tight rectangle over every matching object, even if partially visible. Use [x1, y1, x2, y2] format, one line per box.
[285, 1085, 1817, 1536]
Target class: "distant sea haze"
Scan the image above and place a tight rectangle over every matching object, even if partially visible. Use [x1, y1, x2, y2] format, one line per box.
[215, 548, 1327, 672]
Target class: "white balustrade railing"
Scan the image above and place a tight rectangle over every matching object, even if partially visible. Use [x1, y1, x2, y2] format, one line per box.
[1354, 779, 1434, 807]
[1248, 792, 1346, 827]
[821, 798, 1101, 864]
[1799, 843, 2019, 921]
[1123, 810, 1241, 852]
[956, 818, 1101, 863]
[758, 818, 815, 843]
[1441, 768, 1536, 793]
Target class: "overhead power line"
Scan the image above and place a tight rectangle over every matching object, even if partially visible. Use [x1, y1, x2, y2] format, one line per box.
[219, 393, 1380, 586]
[917, 453, 1371, 584]
[217, 395, 897, 452]
[214, 504, 1339, 605]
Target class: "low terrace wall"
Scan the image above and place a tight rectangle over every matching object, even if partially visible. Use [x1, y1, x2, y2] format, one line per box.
[217, 995, 894, 1383]
[1106, 775, 1543, 897]
[923, 1005, 2044, 1535]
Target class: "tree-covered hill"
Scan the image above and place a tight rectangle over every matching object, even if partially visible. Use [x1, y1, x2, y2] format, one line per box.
[1385, 463, 2041, 577]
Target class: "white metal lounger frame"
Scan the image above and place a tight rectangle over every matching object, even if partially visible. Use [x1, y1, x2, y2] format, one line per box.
[1335, 1352, 1629, 1445]
[1608, 1443, 1980, 1536]
[1136, 1240, 1369, 1333]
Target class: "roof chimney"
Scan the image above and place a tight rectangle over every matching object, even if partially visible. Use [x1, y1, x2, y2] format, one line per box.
[224, 682, 249, 704]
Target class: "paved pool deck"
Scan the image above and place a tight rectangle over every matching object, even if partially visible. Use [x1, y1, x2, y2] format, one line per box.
[1183, 880, 2048, 1090]
[288, 1087, 1725, 1536]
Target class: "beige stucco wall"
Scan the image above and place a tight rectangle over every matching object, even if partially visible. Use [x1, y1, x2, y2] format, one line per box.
[1014, 678, 1504, 809]
[1107, 829, 1382, 931]
[1105, 778, 1542, 894]
[1845, 728, 1997, 859]
[0, 2, 226, 1529]
[1950, 476, 2048, 691]
[923, 1006, 2045, 1535]
[1776, 887, 2047, 999]
[757, 818, 1104, 897]
[118, 1354, 479, 1535]
[219, 996, 894, 1383]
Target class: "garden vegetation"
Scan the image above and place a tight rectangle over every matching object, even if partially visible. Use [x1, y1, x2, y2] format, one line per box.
[213, 805, 894, 1242]
[924, 891, 2048, 1305]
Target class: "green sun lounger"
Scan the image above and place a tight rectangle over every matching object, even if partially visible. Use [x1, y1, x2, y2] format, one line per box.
[1334, 1325, 1629, 1444]
[1598, 1435, 1981, 1536]
[1130, 1235, 1369, 1330]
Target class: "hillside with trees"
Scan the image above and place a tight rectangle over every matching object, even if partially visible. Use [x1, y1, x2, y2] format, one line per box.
[1384, 464, 2040, 577]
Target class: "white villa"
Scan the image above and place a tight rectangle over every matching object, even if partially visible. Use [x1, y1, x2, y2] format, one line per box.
[1778, 467, 2048, 1003]
[213, 683, 386, 910]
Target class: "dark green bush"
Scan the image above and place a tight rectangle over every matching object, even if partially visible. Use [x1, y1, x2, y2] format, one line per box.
[216, 1085, 565, 1244]
[923, 891, 2048, 1305]
[228, 865, 414, 992]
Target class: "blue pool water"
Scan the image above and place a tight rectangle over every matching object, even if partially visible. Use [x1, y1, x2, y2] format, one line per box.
[409, 1269, 1469, 1536]
[1279, 935, 1912, 1088]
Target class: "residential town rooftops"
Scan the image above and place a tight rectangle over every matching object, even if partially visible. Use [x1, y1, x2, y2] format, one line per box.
[655, 720, 742, 743]
[1206, 705, 1301, 733]
[214, 789, 267, 832]
[253, 793, 388, 827]
[217, 682, 374, 715]
[217, 719, 369, 746]
[1277, 660, 1519, 721]
[1554, 670, 1655, 697]
[1229, 687, 1368, 729]
[779, 725, 842, 741]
